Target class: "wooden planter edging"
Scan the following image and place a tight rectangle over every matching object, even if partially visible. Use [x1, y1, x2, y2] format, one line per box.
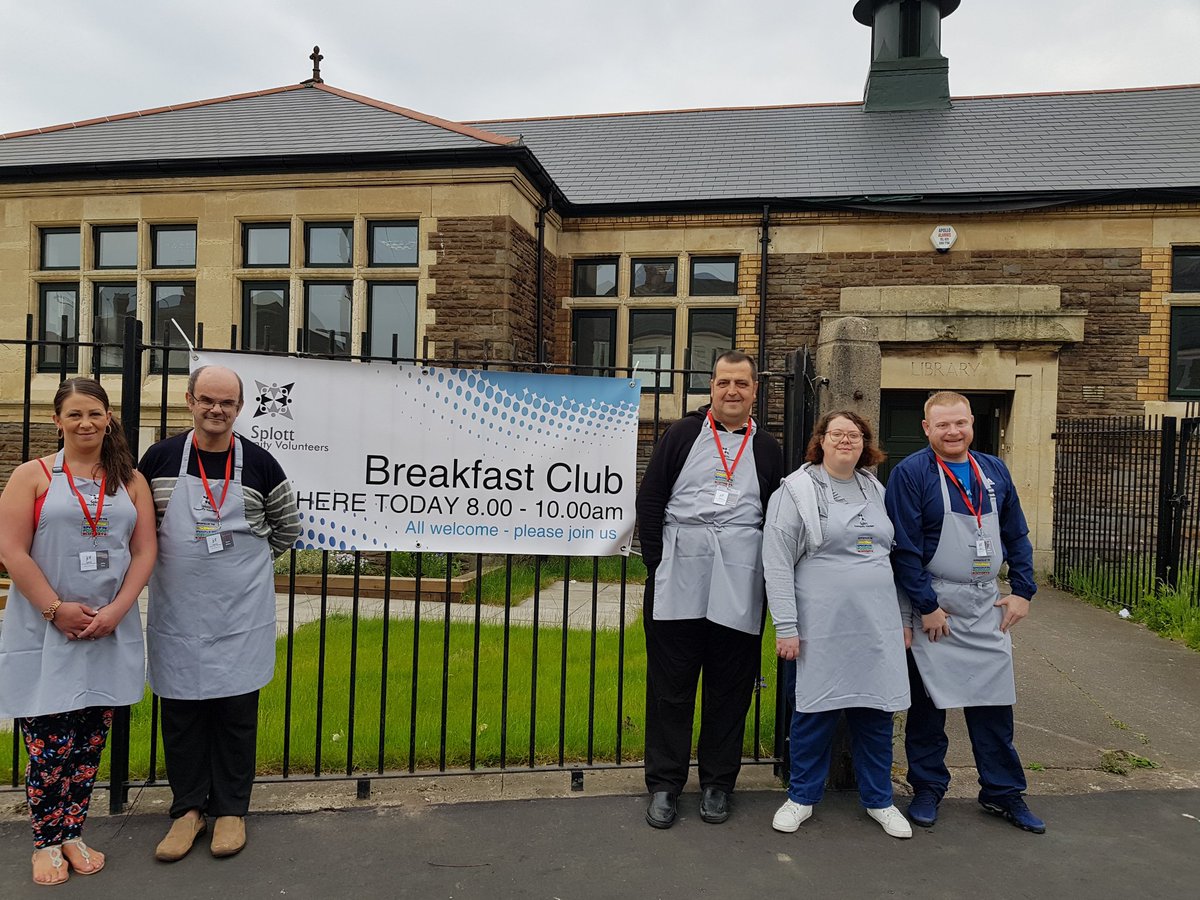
[0, 578, 8, 610]
[275, 570, 490, 604]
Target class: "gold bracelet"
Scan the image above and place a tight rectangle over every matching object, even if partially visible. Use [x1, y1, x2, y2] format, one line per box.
[41, 599, 62, 621]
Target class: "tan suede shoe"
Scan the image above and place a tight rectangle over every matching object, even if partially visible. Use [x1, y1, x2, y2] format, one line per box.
[155, 816, 207, 862]
[210, 816, 246, 858]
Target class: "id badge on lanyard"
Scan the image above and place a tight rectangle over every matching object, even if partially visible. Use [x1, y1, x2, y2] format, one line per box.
[709, 412, 751, 507]
[194, 433, 235, 553]
[938, 455, 995, 579]
[712, 471, 741, 508]
[972, 532, 995, 580]
[62, 461, 110, 572]
[79, 550, 110, 571]
[194, 519, 234, 553]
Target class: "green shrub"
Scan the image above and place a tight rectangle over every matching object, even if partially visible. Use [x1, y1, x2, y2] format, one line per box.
[1064, 562, 1200, 652]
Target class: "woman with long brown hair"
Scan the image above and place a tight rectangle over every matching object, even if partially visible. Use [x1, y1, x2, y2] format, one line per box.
[0, 378, 156, 885]
[763, 409, 912, 839]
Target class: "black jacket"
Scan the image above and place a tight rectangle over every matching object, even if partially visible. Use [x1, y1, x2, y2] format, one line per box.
[635, 405, 785, 570]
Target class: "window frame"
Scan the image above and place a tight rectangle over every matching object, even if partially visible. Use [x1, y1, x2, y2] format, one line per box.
[149, 281, 197, 374]
[1169, 305, 1200, 399]
[303, 280, 354, 357]
[366, 281, 418, 360]
[630, 257, 678, 298]
[37, 283, 80, 373]
[367, 220, 419, 268]
[573, 258, 619, 298]
[93, 281, 138, 373]
[1172, 246, 1200, 293]
[93, 224, 138, 270]
[39, 227, 81, 271]
[628, 308, 676, 393]
[241, 281, 292, 353]
[304, 221, 355, 268]
[242, 222, 291, 268]
[571, 308, 618, 376]
[689, 255, 739, 296]
[686, 307, 738, 393]
[150, 224, 197, 269]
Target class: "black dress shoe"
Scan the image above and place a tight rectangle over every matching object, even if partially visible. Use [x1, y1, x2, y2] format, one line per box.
[646, 792, 677, 829]
[700, 787, 730, 824]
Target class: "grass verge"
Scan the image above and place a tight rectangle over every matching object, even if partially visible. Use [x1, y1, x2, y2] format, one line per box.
[1, 611, 777, 783]
[1065, 566, 1200, 651]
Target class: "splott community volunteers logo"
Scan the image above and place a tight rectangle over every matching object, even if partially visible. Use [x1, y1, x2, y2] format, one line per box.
[254, 381, 295, 420]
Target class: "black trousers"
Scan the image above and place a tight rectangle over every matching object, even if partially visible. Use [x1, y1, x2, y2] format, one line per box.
[904, 652, 1027, 802]
[160, 690, 260, 818]
[643, 578, 762, 795]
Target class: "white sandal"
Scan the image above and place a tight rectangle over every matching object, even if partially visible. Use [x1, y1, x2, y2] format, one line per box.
[31, 845, 68, 886]
[63, 838, 105, 875]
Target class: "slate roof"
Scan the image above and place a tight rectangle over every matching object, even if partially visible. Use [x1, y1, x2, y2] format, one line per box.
[2, 81, 1199, 213]
[473, 85, 1200, 209]
[0, 83, 517, 172]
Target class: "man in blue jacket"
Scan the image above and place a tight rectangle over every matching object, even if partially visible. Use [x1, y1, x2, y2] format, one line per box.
[884, 391, 1045, 834]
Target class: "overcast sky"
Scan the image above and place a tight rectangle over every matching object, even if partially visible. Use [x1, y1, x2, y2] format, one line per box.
[4, 0, 1198, 134]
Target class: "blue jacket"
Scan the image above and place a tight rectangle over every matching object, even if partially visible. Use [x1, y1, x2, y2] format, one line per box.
[884, 446, 1037, 615]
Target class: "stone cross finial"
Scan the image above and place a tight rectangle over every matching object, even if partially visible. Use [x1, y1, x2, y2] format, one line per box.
[309, 46, 324, 84]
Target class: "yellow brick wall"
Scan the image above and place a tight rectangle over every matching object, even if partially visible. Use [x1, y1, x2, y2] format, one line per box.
[1137, 247, 1173, 401]
[736, 254, 761, 361]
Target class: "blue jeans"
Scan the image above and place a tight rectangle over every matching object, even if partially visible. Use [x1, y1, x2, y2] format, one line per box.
[904, 651, 1027, 802]
[787, 707, 896, 809]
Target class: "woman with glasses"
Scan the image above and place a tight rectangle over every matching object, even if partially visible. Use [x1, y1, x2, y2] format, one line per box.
[0, 378, 156, 884]
[763, 410, 912, 839]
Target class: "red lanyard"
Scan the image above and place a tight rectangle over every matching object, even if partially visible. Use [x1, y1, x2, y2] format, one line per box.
[194, 433, 234, 521]
[936, 454, 986, 530]
[707, 411, 753, 483]
[61, 460, 106, 539]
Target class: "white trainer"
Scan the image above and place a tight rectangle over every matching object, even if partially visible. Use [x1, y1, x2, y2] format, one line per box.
[772, 799, 813, 833]
[867, 805, 913, 839]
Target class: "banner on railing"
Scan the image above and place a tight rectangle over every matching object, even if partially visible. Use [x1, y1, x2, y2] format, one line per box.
[194, 351, 640, 555]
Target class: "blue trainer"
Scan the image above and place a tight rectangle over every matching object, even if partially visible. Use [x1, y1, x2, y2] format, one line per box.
[979, 795, 1046, 834]
[907, 789, 939, 827]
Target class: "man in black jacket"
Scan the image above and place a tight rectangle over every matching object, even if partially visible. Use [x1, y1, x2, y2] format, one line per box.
[636, 350, 785, 828]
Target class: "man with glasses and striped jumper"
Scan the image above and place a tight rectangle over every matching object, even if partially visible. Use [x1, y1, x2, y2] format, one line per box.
[139, 365, 300, 861]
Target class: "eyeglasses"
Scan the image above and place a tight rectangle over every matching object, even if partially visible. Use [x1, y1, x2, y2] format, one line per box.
[191, 395, 239, 412]
[825, 430, 863, 444]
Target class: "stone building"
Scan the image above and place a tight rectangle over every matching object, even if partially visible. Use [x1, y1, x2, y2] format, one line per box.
[2, 0, 1199, 569]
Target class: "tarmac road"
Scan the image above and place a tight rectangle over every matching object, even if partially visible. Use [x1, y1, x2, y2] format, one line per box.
[1, 788, 1198, 899]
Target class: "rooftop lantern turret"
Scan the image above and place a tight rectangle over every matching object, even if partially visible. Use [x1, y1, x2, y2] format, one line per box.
[853, 0, 959, 111]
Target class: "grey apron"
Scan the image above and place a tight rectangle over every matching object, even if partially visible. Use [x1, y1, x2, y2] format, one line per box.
[909, 461, 1015, 709]
[0, 451, 145, 718]
[653, 420, 764, 635]
[146, 433, 277, 700]
[791, 468, 909, 713]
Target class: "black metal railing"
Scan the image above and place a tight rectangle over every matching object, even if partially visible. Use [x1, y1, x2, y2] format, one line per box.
[1, 315, 813, 808]
[1053, 414, 1200, 607]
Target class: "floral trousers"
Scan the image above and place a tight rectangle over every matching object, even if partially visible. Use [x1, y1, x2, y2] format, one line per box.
[20, 706, 113, 849]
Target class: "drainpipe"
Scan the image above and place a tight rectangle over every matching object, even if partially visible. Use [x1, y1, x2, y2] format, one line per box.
[757, 203, 771, 377]
[534, 192, 553, 364]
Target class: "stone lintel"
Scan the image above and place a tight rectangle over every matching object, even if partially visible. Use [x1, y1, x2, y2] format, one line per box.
[840, 284, 1063, 314]
[819, 310, 1086, 345]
